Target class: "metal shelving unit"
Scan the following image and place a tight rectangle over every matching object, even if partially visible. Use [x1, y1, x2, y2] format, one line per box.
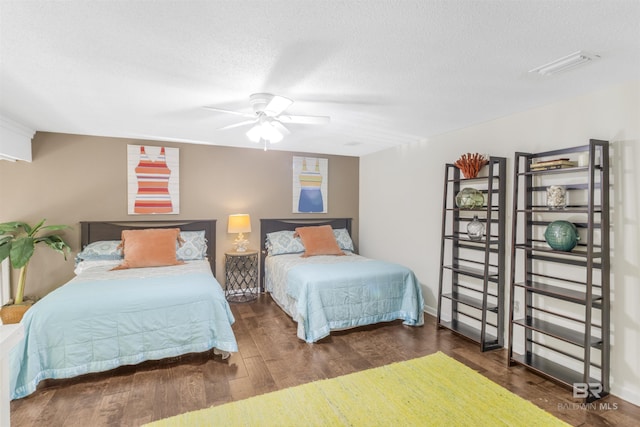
[508, 139, 610, 402]
[437, 156, 507, 351]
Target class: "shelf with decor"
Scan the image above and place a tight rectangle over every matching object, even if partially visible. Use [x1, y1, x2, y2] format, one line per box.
[507, 139, 610, 402]
[437, 155, 507, 352]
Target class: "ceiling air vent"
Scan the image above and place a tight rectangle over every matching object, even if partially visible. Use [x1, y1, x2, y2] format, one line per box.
[529, 51, 600, 76]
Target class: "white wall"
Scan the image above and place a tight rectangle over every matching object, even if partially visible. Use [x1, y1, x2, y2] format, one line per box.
[360, 80, 640, 405]
[0, 114, 33, 162]
[0, 259, 9, 307]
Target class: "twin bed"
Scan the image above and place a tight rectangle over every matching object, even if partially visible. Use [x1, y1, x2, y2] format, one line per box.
[10, 218, 424, 400]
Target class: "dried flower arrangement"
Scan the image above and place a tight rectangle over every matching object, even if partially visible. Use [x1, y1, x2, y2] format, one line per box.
[454, 153, 488, 179]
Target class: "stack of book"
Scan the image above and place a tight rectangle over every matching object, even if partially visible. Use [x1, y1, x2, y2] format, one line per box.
[530, 158, 577, 171]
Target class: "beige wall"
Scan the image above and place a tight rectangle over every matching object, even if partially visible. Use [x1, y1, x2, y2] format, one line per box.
[359, 80, 640, 405]
[0, 133, 359, 296]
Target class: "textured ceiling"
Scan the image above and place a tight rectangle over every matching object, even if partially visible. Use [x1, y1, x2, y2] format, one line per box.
[1, 1, 639, 157]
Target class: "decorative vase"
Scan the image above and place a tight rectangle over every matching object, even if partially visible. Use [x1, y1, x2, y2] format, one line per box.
[546, 185, 567, 210]
[455, 188, 484, 209]
[467, 215, 485, 241]
[544, 220, 580, 251]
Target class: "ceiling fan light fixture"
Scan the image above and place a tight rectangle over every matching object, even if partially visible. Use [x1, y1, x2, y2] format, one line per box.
[246, 124, 263, 143]
[262, 122, 283, 143]
[246, 122, 283, 143]
[529, 50, 600, 76]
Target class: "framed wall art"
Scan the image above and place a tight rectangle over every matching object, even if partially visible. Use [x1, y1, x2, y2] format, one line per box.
[127, 145, 180, 215]
[292, 156, 328, 213]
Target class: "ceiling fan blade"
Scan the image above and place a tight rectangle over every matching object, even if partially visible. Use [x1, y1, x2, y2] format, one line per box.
[271, 120, 291, 136]
[218, 119, 257, 130]
[278, 114, 330, 125]
[264, 95, 293, 117]
[203, 106, 255, 118]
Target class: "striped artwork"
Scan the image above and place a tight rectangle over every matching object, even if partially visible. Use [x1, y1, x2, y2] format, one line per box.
[292, 156, 328, 213]
[127, 145, 180, 214]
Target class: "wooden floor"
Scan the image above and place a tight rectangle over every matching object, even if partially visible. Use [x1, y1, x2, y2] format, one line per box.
[10, 295, 640, 426]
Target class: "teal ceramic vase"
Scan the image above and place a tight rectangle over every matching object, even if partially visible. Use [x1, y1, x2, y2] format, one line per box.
[455, 188, 484, 209]
[544, 221, 580, 251]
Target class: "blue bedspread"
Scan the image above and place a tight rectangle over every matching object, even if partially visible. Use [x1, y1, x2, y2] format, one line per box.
[287, 260, 424, 343]
[10, 261, 237, 399]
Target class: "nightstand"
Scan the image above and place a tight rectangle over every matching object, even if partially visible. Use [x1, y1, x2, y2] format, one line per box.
[224, 250, 258, 302]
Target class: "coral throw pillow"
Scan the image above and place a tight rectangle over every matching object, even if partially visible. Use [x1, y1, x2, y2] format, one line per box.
[295, 225, 345, 257]
[112, 228, 184, 270]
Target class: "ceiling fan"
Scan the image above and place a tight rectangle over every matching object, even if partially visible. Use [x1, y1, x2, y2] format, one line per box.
[204, 93, 330, 146]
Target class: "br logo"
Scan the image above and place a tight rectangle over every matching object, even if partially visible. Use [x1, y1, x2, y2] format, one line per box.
[573, 382, 603, 399]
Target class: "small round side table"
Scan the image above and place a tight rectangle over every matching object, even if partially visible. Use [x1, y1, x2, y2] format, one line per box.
[224, 250, 258, 302]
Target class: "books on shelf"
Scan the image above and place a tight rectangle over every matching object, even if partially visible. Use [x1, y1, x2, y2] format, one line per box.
[530, 158, 577, 171]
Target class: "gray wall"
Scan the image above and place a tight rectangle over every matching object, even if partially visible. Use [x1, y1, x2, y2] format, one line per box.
[0, 132, 359, 296]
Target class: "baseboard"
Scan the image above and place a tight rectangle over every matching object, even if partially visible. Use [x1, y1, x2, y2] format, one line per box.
[612, 384, 640, 407]
[424, 304, 437, 317]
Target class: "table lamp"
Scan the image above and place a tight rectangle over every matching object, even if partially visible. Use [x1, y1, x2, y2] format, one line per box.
[228, 214, 251, 252]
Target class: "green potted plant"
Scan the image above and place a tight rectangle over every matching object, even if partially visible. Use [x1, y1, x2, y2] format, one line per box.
[0, 219, 71, 324]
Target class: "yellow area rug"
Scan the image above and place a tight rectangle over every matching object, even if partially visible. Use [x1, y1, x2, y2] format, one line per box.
[145, 351, 568, 426]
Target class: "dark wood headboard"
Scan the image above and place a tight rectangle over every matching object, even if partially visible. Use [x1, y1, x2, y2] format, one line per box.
[259, 218, 352, 291]
[80, 220, 217, 275]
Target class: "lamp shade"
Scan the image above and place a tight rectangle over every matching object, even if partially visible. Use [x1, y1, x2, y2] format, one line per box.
[228, 214, 251, 234]
[246, 122, 283, 143]
[246, 125, 263, 143]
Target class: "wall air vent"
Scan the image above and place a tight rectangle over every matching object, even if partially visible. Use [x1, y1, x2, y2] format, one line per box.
[529, 51, 600, 76]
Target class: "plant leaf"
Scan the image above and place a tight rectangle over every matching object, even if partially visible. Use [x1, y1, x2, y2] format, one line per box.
[0, 239, 11, 261]
[0, 222, 25, 234]
[36, 235, 71, 260]
[28, 219, 46, 236]
[38, 224, 71, 233]
[9, 237, 35, 269]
